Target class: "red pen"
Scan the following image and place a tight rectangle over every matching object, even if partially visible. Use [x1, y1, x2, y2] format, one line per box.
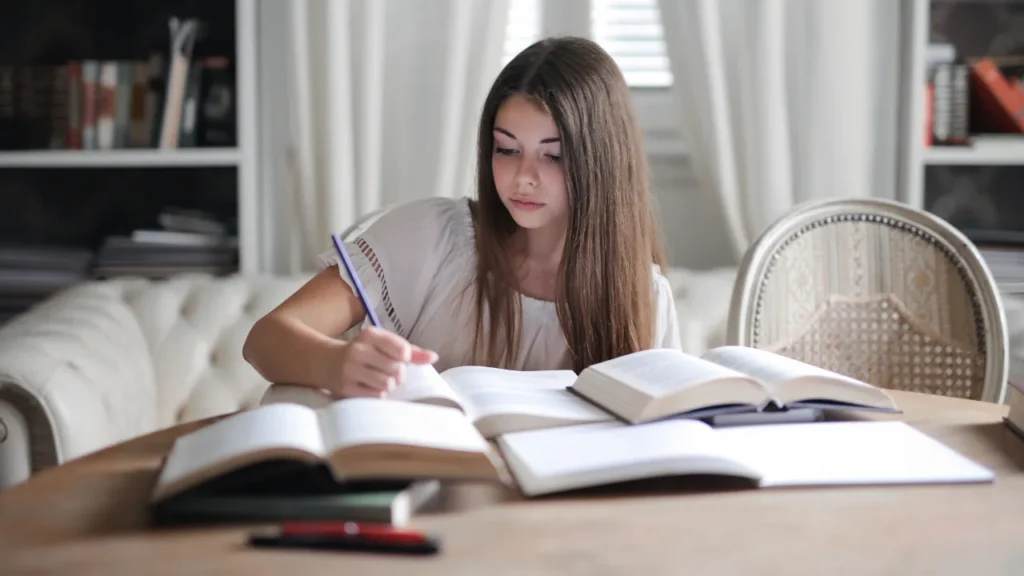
[248, 521, 441, 555]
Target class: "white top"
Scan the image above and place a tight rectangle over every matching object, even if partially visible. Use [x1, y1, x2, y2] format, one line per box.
[319, 196, 682, 372]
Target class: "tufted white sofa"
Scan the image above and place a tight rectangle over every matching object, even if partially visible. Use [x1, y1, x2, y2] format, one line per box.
[0, 273, 308, 489]
[0, 267, 738, 490]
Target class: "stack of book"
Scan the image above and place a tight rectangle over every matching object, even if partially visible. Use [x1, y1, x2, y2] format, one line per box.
[93, 207, 237, 278]
[0, 245, 93, 323]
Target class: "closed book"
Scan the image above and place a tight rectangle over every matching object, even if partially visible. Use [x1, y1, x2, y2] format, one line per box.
[150, 478, 440, 528]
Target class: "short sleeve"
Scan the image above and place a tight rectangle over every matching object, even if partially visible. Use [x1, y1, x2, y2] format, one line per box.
[652, 266, 683, 351]
[317, 197, 471, 338]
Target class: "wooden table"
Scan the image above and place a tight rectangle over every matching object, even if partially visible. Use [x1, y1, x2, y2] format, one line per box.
[2, 390, 1024, 575]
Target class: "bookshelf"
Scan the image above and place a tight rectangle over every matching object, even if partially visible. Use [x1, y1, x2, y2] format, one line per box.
[899, 0, 1024, 226]
[900, 0, 1024, 297]
[0, 147, 242, 168]
[921, 135, 1024, 165]
[0, 0, 260, 275]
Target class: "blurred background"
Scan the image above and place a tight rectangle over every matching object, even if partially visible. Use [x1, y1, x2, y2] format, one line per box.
[0, 0, 1020, 325]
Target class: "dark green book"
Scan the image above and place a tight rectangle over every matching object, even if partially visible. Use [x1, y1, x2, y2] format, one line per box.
[149, 460, 440, 527]
[151, 480, 440, 527]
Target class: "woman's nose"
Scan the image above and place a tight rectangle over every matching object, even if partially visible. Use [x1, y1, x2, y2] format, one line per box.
[514, 155, 538, 188]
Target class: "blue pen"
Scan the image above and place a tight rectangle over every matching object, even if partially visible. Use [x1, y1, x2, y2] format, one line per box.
[331, 234, 383, 328]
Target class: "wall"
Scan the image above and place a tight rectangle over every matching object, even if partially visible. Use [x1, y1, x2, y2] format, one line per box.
[649, 155, 736, 271]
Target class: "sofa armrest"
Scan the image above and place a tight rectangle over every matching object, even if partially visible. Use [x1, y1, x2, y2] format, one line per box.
[0, 283, 158, 487]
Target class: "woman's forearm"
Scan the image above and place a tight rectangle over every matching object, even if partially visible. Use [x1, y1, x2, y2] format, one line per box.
[242, 313, 346, 389]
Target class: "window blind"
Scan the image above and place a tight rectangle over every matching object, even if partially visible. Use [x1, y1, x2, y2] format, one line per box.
[591, 0, 672, 88]
[503, 0, 672, 88]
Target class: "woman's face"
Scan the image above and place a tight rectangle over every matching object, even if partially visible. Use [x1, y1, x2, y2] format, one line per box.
[491, 95, 569, 232]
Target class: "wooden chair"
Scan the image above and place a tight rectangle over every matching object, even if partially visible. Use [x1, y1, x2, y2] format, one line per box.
[727, 197, 1009, 404]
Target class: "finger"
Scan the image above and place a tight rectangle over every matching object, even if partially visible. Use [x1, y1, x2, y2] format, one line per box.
[341, 381, 388, 399]
[359, 346, 406, 382]
[348, 362, 396, 392]
[361, 327, 413, 362]
[409, 347, 439, 365]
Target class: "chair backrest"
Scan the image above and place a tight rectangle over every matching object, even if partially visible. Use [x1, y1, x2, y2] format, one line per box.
[727, 197, 1008, 404]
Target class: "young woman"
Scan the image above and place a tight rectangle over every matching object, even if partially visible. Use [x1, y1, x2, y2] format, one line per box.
[243, 36, 681, 399]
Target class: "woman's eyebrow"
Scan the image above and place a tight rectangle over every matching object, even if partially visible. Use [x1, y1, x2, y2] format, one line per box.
[494, 127, 517, 140]
[493, 126, 560, 144]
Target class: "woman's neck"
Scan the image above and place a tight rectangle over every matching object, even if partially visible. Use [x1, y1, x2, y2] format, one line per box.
[516, 224, 565, 270]
[506, 224, 566, 302]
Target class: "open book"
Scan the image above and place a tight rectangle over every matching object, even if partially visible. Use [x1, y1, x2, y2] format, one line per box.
[568, 345, 900, 424]
[497, 419, 995, 497]
[383, 364, 615, 438]
[151, 398, 506, 503]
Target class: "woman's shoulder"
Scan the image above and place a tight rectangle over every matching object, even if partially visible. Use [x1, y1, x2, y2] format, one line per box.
[340, 196, 476, 275]
[364, 196, 474, 243]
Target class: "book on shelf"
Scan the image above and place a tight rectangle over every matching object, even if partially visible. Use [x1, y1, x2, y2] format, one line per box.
[0, 15, 237, 152]
[150, 398, 508, 505]
[566, 346, 900, 424]
[971, 58, 1024, 135]
[497, 419, 995, 497]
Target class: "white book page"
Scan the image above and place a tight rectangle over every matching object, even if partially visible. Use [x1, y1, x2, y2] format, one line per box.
[701, 346, 867, 390]
[155, 404, 324, 496]
[386, 363, 464, 410]
[498, 419, 762, 496]
[441, 366, 607, 423]
[714, 421, 994, 487]
[592, 348, 758, 398]
[318, 397, 491, 455]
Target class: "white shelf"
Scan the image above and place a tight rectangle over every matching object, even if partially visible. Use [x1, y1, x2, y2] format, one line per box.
[0, 148, 241, 168]
[923, 137, 1024, 166]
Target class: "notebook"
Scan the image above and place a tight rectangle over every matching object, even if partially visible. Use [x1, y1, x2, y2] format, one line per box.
[496, 419, 995, 497]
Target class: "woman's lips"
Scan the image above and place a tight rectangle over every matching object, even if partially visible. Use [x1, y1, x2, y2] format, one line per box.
[510, 198, 544, 211]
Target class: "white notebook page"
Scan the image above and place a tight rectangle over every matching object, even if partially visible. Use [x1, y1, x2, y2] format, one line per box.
[499, 419, 763, 495]
[714, 421, 995, 487]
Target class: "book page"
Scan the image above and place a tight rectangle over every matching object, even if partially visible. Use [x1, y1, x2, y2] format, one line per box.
[701, 346, 893, 408]
[714, 421, 994, 488]
[152, 403, 325, 501]
[497, 419, 762, 497]
[386, 363, 464, 410]
[439, 366, 613, 435]
[317, 397, 491, 455]
[702, 346, 869, 390]
[590, 348, 759, 398]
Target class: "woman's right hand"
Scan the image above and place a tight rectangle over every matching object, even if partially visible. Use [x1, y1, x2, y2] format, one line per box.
[324, 327, 439, 398]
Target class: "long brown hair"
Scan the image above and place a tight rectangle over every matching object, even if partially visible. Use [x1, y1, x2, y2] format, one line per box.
[470, 36, 666, 373]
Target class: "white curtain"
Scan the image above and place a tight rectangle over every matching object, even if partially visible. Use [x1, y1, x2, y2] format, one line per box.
[264, 0, 509, 274]
[657, 0, 903, 261]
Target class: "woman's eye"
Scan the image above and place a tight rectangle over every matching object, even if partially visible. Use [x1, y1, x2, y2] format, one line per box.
[547, 154, 562, 163]
[495, 147, 516, 156]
